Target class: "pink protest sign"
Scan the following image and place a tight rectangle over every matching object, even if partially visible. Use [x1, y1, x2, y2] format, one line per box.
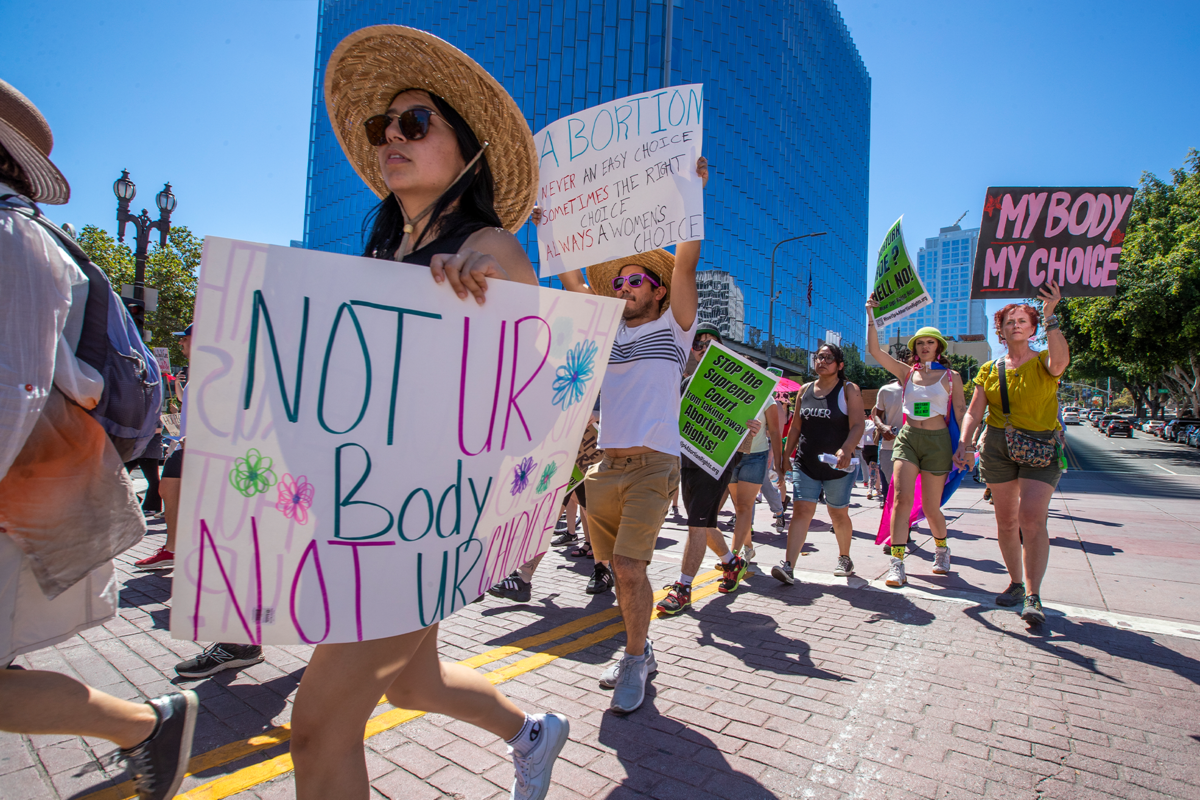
[169, 238, 623, 645]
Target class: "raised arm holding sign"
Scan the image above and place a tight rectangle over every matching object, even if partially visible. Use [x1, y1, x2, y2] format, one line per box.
[870, 216, 931, 328]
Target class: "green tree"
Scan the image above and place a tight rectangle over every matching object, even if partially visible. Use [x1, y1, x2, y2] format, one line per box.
[77, 225, 200, 368]
[841, 343, 892, 390]
[1063, 150, 1200, 416]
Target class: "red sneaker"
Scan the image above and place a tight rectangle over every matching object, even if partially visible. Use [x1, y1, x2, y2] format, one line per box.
[135, 547, 174, 570]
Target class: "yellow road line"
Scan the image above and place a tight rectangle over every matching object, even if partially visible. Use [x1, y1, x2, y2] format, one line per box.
[81, 569, 725, 800]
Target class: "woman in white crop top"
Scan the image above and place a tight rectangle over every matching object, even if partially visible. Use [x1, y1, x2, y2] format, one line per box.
[866, 297, 966, 589]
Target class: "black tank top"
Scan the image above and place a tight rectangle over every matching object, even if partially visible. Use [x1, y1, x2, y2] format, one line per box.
[393, 223, 489, 267]
[796, 378, 849, 482]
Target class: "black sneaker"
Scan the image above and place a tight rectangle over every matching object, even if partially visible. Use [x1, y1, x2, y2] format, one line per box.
[121, 691, 198, 800]
[174, 643, 264, 679]
[995, 581, 1026, 607]
[554, 516, 569, 534]
[586, 562, 614, 595]
[488, 572, 532, 603]
[1021, 593, 1046, 623]
[551, 530, 580, 546]
[655, 583, 691, 615]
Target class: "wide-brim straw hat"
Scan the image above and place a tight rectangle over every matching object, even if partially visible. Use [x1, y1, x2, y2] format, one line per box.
[324, 25, 536, 233]
[0, 80, 69, 204]
[586, 250, 677, 310]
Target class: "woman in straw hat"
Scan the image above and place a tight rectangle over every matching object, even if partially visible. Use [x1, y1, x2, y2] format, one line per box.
[865, 298, 966, 588]
[292, 27, 566, 800]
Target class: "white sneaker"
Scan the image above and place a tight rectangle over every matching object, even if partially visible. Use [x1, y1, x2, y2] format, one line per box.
[599, 640, 656, 689]
[932, 546, 951, 574]
[510, 713, 570, 800]
[742, 544, 756, 562]
[885, 557, 907, 587]
[609, 656, 648, 714]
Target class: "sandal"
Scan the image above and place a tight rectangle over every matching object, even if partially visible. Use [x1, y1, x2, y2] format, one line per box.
[569, 541, 593, 558]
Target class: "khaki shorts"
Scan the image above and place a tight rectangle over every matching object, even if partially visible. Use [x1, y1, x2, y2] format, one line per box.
[584, 451, 680, 563]
[980, 426, 1062, 488]
[892, 424, 953, 475]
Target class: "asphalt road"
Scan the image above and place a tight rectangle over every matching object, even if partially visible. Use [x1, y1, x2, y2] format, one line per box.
[1064, 420, 1200, 477]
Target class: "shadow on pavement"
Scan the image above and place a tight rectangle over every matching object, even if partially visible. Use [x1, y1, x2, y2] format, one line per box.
[964, 606, 1200, 687]
[695, 598, 842, 681]
[598, 700, 779, 799]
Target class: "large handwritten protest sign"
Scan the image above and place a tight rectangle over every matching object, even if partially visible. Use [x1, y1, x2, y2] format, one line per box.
[971, 187, 1136, 299]
[169, 239, 624, 645]
[679, 343, 778, 479]
[534, 85, 705, 277]
[871, 216, 931, 328]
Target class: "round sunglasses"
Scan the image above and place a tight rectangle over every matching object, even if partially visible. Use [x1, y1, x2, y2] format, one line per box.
[363, 108, 439, 147]
[611, 272, 661, 292]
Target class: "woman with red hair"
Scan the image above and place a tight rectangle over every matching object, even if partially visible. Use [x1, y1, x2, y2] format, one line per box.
[954, 283, 1068, 623]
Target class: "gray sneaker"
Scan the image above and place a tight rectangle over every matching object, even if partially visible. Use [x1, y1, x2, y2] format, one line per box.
[599, 640, 656, 689]
[932, 546, 951, 574]
[885, 557, 906, 587]
[1021, 593, 1046, 624]
[770, 560, 795, 585]
[510, 713, 570, 800]
[995, 581, 1025, 607]
[609, 655, 649, 714]
[833, 555, 854, 577]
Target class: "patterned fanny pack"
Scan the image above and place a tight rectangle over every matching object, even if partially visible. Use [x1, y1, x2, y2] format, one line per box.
[998, 359, 1057, 468]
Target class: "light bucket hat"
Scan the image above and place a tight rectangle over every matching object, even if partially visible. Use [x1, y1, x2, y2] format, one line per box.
[0, 79, 69, 204]
[906, 326, 948, 354]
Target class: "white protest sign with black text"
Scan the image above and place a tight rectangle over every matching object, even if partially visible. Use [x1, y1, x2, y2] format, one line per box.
[169, 239, 624, 645]
[535, 85, 705, 277]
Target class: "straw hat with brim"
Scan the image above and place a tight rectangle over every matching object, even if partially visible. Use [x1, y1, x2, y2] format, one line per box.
[0, 80, 69, 205]
[907, 326, 948, 353]
[324, 26, 536, 232]
[587, 250, 677, 310]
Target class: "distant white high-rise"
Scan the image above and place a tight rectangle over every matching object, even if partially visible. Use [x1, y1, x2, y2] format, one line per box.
[878, 224, 987, 345]
[696, 270, 745, 343]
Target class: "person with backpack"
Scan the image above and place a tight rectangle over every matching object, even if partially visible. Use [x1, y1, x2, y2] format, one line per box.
[0, 78, 197, 800]
[865, 295, 966, 587]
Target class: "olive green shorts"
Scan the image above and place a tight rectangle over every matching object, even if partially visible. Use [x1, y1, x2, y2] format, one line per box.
[980, 426, 1063, 488]
[892, 425, 953, 475]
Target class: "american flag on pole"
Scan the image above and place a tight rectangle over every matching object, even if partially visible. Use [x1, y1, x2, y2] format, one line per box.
[806, 269, 813, 307]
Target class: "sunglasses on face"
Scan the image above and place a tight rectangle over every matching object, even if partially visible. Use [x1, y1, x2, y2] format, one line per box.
[611, 272, 661, 292]
[363, 108, 439, 146]
[692, 339, 712, 351]
[814, 354, 836, 364]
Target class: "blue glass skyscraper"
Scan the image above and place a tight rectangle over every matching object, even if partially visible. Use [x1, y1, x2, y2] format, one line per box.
[304, 0, 869, 368]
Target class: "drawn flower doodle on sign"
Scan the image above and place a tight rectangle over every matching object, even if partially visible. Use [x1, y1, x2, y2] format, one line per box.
[276, 474, 315, 524]
[229, 448, 278, 498]
[511, 456, 536, 496]
[536, 461, 558, 494]
[552, 340, 598, 409]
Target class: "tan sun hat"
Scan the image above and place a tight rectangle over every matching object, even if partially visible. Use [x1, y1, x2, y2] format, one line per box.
[324, 25, 536, 233]
[0, 80, 69, 204]
[586, 250, 677, 310]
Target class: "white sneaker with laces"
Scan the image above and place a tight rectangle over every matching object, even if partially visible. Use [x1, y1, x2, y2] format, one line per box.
[599, 640, 656, 689]
[885, 557, 907, 587]
[510, 713, 570, 800]
[932, 546, 951, 574]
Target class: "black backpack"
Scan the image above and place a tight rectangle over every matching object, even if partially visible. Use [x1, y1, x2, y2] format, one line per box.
[1, 195, 163, 461]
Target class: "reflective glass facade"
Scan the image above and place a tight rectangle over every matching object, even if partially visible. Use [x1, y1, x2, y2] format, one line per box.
[304, 0, 870, 366]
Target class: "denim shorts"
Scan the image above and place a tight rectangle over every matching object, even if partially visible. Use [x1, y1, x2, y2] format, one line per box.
[791, 468, 855, 509]
[729, 450, 768, 484]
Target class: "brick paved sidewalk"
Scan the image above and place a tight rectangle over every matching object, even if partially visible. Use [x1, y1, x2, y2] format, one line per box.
[4, 481, 1200, 799]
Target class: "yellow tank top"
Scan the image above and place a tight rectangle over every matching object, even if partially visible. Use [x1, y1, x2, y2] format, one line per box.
[975, 350, 1060, 432]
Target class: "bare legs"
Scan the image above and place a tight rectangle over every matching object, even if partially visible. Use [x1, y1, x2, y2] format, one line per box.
[0, 670, 157, 750]
[159, 476, 180, 553]
[682, 527, 732, 579]
[730, 480, 758, 553]
[888, 459, 948, 547]
[783, 500, 817, 564]
[989, 478, 1054, 596]
[611, 555, 651, 656]
[291, 624, 524, 800]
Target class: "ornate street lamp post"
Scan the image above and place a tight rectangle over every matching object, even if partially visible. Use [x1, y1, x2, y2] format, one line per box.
[113, 169, 176, 334]
[767, 231, 827, 371]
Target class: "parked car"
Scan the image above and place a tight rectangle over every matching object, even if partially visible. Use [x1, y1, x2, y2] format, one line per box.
[1106, 418, 1134, 438]
[1063, 411, 1082, 425]
[1168, 420, 1200, 442]
[1180, 424, 1199, 445]
[1188, 426, 1200, 448]
[1144, 420, 1165, 434]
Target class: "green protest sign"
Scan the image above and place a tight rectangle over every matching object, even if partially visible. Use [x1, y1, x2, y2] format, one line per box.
[871, 216, 931, 327]
[679, 342, 779, 478]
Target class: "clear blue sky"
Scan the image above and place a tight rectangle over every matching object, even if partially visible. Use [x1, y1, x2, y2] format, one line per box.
[5, 1, 1198, 354]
